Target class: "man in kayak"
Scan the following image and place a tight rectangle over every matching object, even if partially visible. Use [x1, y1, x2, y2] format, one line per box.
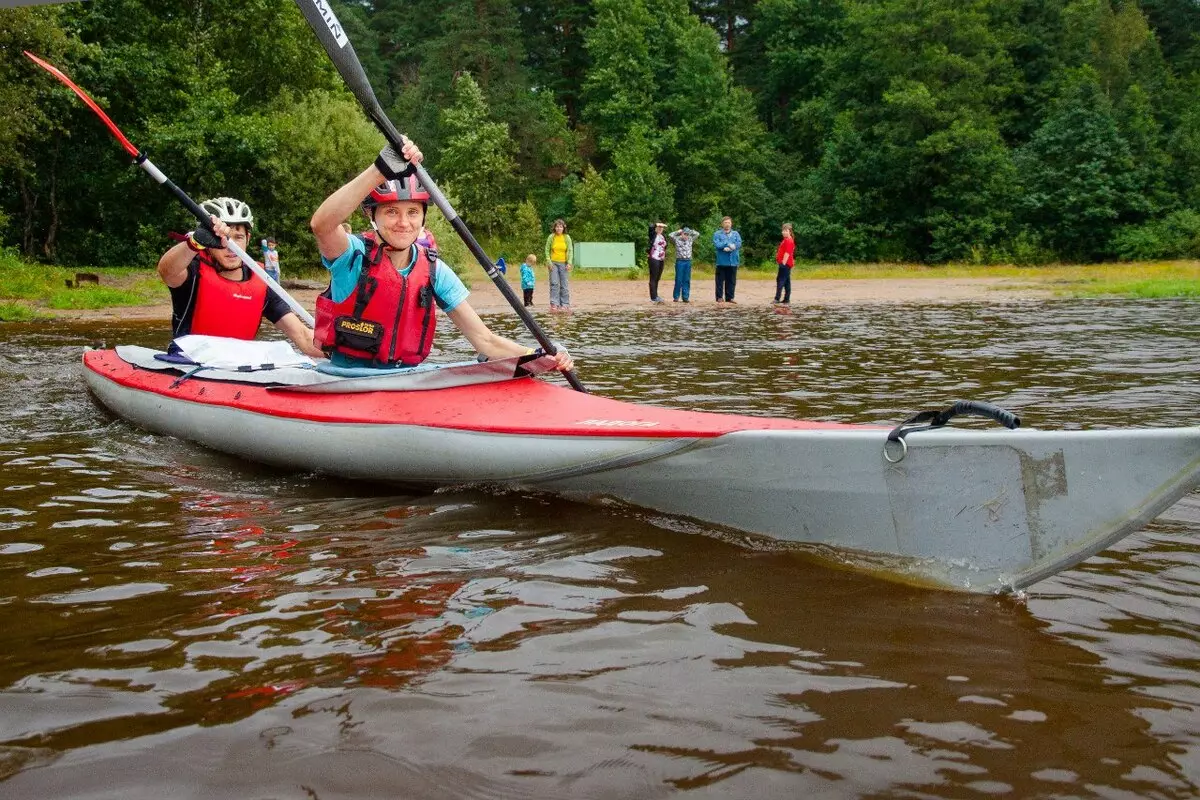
[157, 197, 322, 357]
[309, 139, 574, 372]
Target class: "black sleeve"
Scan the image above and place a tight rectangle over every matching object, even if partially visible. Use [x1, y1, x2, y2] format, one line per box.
[167, 258, 202, 338]
[262, 283, 291, 325]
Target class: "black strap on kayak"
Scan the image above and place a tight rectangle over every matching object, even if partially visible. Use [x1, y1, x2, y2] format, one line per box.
[884, 401, 1021, 463]
[169, 365, 209, 389]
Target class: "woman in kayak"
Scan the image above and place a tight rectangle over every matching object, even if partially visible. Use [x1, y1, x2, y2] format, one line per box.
[158, 197, 323, 357]
[310, 139, 573, 372]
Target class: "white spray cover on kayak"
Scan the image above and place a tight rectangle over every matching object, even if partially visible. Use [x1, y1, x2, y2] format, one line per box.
[172, 335, 315, 370]
[115, 345, 561, 392]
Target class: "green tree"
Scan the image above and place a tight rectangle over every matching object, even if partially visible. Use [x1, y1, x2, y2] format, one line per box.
[736, 0, 844, 155]
[1168, 79, 1200, 208]
[438, 72, 518, 236]
[518, 0, 593, 124]
[580, 0, 656, 157]
[652, 0, 771, 229]
[503, 200, 545, 266]
[803, 0, 1024, 260]
[380, 0, 576, 185]
[606, 125, 675, 250]
[569, 164, 622, 241]
[257, 89, 381, 260]
[0, 5, 82, 254]
[1060, 0, 1155, 98]
[1139, 0, 1200, 73]
[1015, 68, 1147, 260]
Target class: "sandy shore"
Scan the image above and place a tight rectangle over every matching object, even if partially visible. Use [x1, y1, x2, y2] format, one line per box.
[53, 274, 1053, 322]
[464, 274, 1051, 312]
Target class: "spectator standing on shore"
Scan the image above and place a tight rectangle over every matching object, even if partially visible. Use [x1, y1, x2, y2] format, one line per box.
[544, 218, 573, 311]
[774, 223, 796, 304]
[647, 221, 667, 303]
[261, 237, 281, 283]
[669, 225, 699, 303]
[521, 254, 537, 307]
[712, 216, 742, 304]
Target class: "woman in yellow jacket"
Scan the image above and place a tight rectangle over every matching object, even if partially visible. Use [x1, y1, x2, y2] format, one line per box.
[544, 218, 574, 311]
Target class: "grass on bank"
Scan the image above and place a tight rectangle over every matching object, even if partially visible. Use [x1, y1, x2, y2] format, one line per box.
[563, 258, 1200, 297]
[779, 259, 1200, 298]
[0, 250, 161, 321]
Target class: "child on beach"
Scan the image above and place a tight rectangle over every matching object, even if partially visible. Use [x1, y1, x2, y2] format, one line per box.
[775, 223, 795, 304]
[521, 254, 537, 307]
[261, 237, 280, 283]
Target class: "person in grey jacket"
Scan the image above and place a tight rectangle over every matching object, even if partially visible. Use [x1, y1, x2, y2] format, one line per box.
[669, 225, 700, 302]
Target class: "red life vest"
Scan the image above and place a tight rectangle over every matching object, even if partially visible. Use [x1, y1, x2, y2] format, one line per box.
[189, 254, 269, 339]
[313, 234, 438, 366]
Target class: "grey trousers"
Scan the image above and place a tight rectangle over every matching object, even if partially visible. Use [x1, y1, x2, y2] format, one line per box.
[549, 261, 571, 306]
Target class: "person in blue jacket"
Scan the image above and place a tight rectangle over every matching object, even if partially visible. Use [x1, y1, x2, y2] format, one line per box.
[521, 254, 537, 307]
[712, 216, 742, 304]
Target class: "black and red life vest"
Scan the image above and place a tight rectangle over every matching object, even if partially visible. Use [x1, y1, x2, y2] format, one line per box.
[313, 233, 438, 366]
[189, 253, 269, 339]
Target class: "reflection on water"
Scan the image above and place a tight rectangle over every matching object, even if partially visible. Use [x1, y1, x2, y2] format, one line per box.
[1, 299, 1198, 797]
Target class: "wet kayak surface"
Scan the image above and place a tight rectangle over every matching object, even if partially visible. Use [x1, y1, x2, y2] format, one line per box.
[1, 298, 1198, 797]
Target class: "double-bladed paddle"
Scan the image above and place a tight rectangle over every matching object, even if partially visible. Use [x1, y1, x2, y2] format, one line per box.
[290, 0, 586, 392]
[24, 51, 316, 328]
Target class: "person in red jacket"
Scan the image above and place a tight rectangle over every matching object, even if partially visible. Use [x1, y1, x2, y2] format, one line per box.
[774, 222, 796, 304]
[156, 197, 321, 356]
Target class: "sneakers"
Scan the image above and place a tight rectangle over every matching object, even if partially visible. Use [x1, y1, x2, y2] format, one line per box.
[652, 297, 665, 303]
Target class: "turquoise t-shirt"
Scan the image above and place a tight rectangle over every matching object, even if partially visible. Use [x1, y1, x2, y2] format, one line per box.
[321, 233, 470, 367]
[322, 233, 469, 311]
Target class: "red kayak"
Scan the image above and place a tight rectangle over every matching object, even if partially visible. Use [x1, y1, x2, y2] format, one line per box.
[83, 347, 1200, 594]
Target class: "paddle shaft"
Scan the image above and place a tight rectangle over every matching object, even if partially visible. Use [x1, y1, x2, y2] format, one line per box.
[133, 155, 314, 326]
[24, 51, 315, 328]
[291, 0, 586, 393]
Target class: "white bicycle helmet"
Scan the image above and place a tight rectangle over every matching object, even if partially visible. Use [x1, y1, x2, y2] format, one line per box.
[200, 197, 254, 230]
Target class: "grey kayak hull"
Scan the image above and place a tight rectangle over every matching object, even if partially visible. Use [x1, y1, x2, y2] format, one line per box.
[83, 352, 1200, 593]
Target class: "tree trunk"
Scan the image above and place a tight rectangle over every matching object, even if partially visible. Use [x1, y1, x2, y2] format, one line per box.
[19, 173, 36, 258]
[43, 167, 58, 261]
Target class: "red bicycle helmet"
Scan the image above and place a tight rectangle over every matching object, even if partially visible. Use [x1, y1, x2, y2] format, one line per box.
[361, 175, 431, 213]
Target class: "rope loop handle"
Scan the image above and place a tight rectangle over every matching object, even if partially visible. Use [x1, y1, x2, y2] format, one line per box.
[883, 401, 1021, 463]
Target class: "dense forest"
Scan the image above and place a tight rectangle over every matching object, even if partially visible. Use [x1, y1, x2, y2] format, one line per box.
[2, 0, 1200, 268]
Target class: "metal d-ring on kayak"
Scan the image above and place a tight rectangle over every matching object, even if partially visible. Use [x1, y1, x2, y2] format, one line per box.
[883, 400, 1022, 463]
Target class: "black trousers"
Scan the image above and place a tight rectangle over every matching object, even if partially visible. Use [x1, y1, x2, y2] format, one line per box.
[523, 288, 534, 306]
[648, 258, 664, 300]
[715, 265, 737, 301]
[775, 265, 791, 302]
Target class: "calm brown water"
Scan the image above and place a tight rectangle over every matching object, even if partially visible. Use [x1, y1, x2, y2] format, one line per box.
[1, 298, 1199, 799]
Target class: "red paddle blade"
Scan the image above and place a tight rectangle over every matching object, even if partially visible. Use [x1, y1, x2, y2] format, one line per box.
[24, 51, 140, 159]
